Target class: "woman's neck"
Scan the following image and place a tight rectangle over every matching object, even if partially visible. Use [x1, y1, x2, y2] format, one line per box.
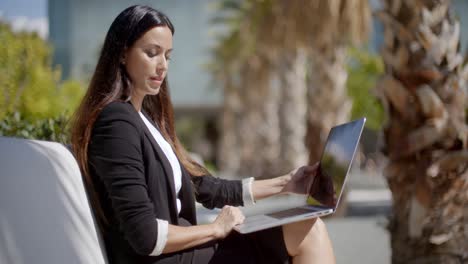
[130, 92, 144, 112]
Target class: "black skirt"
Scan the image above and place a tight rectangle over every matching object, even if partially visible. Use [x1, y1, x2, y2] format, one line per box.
[178, 223, 291, 264]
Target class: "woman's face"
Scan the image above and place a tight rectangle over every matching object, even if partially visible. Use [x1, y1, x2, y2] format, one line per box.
[124, 25, 173, 98]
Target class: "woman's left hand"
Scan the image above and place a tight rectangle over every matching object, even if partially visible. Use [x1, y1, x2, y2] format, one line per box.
[251, 162, 321, 200]
[281, 163, 320, 195]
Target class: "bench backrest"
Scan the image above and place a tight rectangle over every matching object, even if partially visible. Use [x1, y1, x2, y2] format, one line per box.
[0, 137, 108, 264]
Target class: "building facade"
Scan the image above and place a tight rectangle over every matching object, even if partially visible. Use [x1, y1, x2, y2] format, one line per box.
[49, 0, 221, 111]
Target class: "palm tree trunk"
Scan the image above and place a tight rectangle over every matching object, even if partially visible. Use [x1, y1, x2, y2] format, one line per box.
[306, 46, 352, 165]
[219, 52, 309, 179]
[238, 59, 281, 179]
[214, 0, 371, 181]
[218, 74, 242, 176]
[277, 50, 308, 174]
[377, 0, 468, 263]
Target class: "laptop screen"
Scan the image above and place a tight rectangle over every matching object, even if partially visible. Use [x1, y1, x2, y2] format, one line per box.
[307, 118, 365, 209]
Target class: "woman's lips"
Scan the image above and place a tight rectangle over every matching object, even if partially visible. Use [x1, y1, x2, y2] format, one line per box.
[150, 76, 163, 81]
[149, 76, 163, 85]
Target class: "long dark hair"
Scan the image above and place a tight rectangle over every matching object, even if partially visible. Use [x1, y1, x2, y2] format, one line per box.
[71, 5, 208, 226]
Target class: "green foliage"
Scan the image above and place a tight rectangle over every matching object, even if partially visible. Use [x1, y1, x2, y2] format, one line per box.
[0, 21, 84, 121]
[0, 20, 85, 142]
[203, 161, 218, 175]
[346, 48, 385, 131]
[175, 116, 220, 172]
[0, 111, 70, 143]
[208, 0, 271, 77]
[175, 116, 206, 152]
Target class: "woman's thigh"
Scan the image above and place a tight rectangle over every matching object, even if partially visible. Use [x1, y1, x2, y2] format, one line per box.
[282, 218, 318, 256]
[282, 218, 335, 263]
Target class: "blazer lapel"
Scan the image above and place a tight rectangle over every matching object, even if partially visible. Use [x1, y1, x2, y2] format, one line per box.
[139, 110, 178, 218]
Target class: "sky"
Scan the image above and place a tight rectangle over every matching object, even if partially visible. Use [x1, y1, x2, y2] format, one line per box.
[0, 0, 48, 38]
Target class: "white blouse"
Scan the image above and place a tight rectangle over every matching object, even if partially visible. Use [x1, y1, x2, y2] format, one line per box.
[139, 112, 182, 213]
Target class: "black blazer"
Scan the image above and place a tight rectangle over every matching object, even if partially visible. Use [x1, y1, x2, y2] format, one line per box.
[88, 101, 243, 263]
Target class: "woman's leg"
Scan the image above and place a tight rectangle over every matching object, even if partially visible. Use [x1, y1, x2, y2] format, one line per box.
[282, 218, 335, 264]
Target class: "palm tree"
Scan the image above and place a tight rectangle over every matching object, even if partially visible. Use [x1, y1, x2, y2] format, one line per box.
[376, 0, 468, 262]
[213, 0, 371, 178]
[273, 0, 372, 164]
[212, 1, 282, 179]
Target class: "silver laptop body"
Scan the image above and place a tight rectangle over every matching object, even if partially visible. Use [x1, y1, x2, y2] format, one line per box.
[234, 117, 366, 234]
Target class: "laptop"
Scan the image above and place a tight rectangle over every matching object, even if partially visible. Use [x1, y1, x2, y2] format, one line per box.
[234, 117, 366, 234]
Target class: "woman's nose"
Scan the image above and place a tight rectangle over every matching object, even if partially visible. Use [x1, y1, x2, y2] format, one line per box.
[157, 57, 168, 70]
[156, 67, 165, 76]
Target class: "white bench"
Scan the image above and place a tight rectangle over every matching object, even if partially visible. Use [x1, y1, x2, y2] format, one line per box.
[0, 137, 108, 264]
[0, 137, 232, 263]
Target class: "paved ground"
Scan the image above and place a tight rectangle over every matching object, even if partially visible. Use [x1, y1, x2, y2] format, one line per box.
[325, 216, 390, 264]
[329, 167, 392, 264]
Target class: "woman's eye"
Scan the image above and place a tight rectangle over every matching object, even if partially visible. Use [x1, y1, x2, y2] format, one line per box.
[145, 51, 157, 57]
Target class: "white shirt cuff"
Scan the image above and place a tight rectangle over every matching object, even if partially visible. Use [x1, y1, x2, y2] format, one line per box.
[242, 177, 256, 205]
[149, 218, 168, 256]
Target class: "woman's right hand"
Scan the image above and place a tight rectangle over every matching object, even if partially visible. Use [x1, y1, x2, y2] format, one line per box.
[212, 205, 245, 239]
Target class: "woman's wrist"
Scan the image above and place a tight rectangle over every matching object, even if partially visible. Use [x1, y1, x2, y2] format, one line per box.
[251, 180, 265, 201]
[209, 222, 224, 240]
[252, 179, 277, 200]
[252, 175, 291, 200]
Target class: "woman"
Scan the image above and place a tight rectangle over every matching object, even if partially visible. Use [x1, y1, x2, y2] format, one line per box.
[71, 5, 335, 264]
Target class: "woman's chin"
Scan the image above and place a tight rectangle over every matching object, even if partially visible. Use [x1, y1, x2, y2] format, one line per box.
[147, 86, 161, 95]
